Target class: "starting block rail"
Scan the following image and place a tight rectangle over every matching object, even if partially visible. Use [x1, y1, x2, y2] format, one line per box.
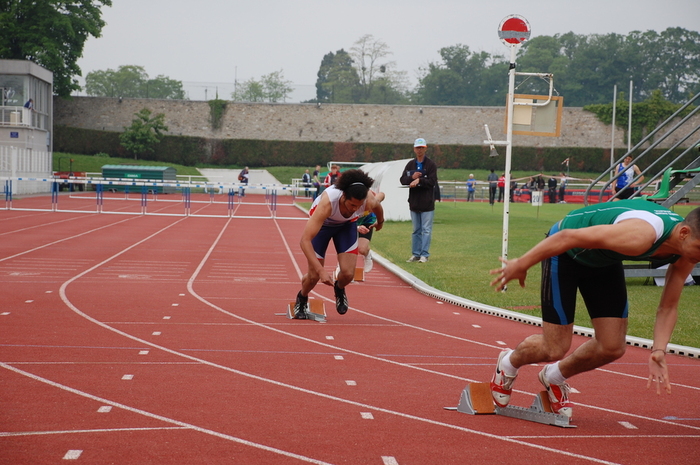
[446, 382, 575, 428]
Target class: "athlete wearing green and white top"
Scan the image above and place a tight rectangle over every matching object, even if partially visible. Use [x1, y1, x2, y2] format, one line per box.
[541, 200, 684, 327]
[488, 200, 700, 418]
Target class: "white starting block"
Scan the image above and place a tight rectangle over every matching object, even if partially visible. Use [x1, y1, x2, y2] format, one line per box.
[286, 299, 326, 322]
[447, 382, 575, 428]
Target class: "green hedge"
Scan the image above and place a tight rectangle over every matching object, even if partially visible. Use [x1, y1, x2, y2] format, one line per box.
[53, 126, 694, 172]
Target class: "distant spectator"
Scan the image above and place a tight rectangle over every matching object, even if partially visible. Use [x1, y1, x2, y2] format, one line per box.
[548, 175, 558, 203]
[312, 165, 322, 199]
[559, 172, 568, 203]
[487, 169, 498, 205]
[238, 166, 249, 197]
[323, 164, 340, 188]
[497, 173, 506, 202]
[466, 174, 476, 202]
[23, 98, 33, 110]
[301, 169, 312, 197]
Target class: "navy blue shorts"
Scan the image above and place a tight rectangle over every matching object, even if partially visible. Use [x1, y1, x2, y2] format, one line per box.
[311, 221, 358, 259]
[541, 222, 629, 325]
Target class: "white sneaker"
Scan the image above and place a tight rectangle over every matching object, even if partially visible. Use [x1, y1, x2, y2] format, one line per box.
[418, 256, 428, 263]
[406, 256, 420, 262]
[364, 251, 373, 273]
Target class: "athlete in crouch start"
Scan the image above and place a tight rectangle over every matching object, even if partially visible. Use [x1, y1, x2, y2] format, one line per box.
[293, 169, 384, 319]
[489, 199, 700, 419]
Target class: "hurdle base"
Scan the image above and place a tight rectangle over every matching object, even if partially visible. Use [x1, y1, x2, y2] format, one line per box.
[287, 299, 326, 322]
[451, 382, 576, 428]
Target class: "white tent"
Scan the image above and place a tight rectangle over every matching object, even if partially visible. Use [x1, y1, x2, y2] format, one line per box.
[360, 159, 412, 222]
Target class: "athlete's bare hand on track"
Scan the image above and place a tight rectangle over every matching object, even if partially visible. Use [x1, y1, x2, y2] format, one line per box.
[318, 269, 334, 287]
[647, 351, 671, 395]
[489, 257, 527, 292]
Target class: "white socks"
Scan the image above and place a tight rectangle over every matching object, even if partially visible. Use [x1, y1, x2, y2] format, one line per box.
[501, 349, 518, 377]
[502, 350, 567, 384]
[544, 362, 567, 385]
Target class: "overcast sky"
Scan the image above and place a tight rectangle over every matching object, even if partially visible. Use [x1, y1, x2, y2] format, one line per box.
[76, 0, 700, 102]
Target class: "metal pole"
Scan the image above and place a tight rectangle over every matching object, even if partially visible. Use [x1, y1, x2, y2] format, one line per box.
[628, 80, 633, 151]
[502, 44, 517, 267]
[611, 84, 617, 180]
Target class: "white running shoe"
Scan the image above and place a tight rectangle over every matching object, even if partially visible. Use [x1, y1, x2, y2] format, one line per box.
[538, 366, 574, 418]
[364, 251, 373, 273]
[418, 256, 428, 263]
[406, 256, 420, 262]
[490, 350, 517, 408]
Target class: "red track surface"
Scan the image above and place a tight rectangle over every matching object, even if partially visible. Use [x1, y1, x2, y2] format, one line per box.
[2, 193, 700, 464]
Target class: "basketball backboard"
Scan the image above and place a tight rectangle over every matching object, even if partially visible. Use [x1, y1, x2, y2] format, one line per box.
[505, 94, 563, 137]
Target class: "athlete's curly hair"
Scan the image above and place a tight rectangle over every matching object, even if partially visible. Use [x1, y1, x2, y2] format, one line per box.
[335, 169, 374, 201]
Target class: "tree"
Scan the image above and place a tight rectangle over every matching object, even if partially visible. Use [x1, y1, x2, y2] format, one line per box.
[314, 49, 361, 103]
[0, 0, 113, 97]
[232, 70, 293, 103]
[413, 44, 508, 106]
[119, 108, 168, 160]
[350, 34, 393, 101]
[85, 65, 185, 99]
[517, 28, 700, 106]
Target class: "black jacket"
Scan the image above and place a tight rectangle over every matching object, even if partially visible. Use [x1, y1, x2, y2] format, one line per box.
[399, 156, 438, 212]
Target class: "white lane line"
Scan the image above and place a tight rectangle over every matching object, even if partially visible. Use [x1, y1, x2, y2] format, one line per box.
[334, 355, 344, 360]
[1, 426, 188, 437]
[42, 213, 699, 465]
[619, 421, 638, 429]
[345, 380, 357, 386]
[121, 374, 133, 380]
[152, 332, 161, 336]
[360, 412, 374, 419]
[138, 350, 149, 355]
[382, 456, 399, 465]
[97, 406, 112, 413]
[2, 363, 333, 465]
[63, 450, 82, 460]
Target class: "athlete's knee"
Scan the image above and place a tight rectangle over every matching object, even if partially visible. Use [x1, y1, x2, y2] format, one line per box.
[337, 268, 354, 284]
[598, 343, 626, 363]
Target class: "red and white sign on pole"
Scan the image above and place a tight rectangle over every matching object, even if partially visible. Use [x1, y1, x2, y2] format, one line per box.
[498, 14, 531, 46]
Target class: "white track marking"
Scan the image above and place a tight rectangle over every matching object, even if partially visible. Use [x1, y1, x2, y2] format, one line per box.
[0, 363, 333, 465]
[5, 213, 692, 464]
[1, 426, 185, 437]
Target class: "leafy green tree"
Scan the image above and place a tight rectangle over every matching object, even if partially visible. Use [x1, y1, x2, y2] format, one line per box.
[232, 70, 293, 102]
[119, 108, 168, 160]
[414, 44, 508, 106]
[85, 65, 185, 99]
[314, 49, 361, 103]
[518, 28, 700, 106]
[0, 0, 112, 97]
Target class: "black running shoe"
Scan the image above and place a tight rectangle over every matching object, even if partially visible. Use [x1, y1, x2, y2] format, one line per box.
[334, 282, 348, 315]
[293, 291, 308, 319]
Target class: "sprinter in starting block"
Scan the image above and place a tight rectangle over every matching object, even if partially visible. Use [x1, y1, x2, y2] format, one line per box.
[292, 170, 384, 319]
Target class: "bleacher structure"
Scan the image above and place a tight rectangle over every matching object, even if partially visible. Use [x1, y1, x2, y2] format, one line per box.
[584, 93, 700, 279]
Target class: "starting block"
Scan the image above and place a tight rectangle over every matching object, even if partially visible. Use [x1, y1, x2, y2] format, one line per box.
[286, 299, 326, 322]
[448, 383, 575, 428]
[353, 267, 364, 282]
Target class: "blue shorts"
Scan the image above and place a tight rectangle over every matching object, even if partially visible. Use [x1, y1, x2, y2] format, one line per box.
[311, 222, 359, 259]
[541, 222, 629, 325]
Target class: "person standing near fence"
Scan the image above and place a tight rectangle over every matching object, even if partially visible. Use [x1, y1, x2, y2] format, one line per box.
[400, 137, 438, 263]
[487, 170, 498, 205]
[466, 174, 476, 202]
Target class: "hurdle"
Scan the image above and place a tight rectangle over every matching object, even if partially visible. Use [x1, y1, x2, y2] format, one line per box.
[446, 382, 575, 428]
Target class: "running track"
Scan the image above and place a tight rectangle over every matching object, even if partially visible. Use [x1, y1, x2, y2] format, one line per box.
[1, 193, 699, 464]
